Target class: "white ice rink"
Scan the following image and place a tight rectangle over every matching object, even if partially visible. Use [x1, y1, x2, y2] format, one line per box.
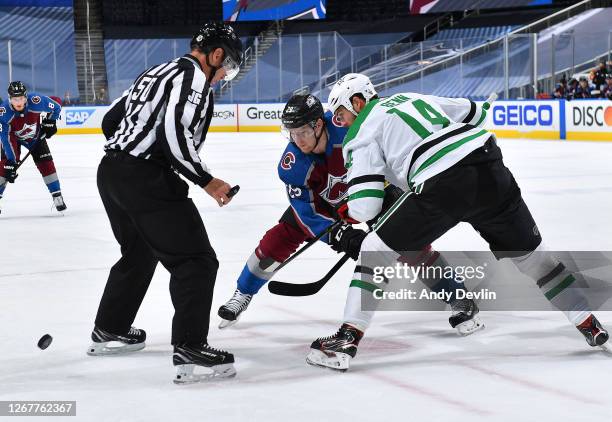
[1, 133, 612, 422]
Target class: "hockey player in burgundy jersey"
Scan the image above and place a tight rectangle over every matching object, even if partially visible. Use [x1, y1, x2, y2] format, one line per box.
[218, 94, 484, 337]
[218, 93, 356, 327]
[0, 81, 65, 213]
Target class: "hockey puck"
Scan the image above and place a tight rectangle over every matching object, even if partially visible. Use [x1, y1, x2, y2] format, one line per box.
[37, 334, 53, 350]
[227, 185, 240, 198]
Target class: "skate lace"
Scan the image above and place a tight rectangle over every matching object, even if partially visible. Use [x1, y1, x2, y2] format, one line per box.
[128, 327, 141, 336]
[203, 343, 228, 355]
[224, 289, 253, 313]
[319, 328, 344, 342]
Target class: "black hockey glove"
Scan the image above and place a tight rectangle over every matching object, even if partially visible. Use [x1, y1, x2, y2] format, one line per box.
[40, 118, 57, 139]
[330, 224, 367, 260]
[4, 161, 18, 183]
[366, 183, 405, 228]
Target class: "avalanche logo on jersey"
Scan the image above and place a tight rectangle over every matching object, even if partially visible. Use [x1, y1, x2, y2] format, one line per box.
[14, 123, 38, 141]
[320, 174, 348, 205]
[280, 151, 296, 170]
[331, 114, 344, 128]
[31, 96, 41, 104]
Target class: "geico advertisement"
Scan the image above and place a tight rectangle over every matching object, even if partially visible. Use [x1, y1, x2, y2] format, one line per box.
[566, 100, 612, 132]
[487, 101, 560, 132]
[238, 103, 284, 130]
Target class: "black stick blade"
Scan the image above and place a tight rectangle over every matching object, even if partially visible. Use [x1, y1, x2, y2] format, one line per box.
[268, 254, 351, 297]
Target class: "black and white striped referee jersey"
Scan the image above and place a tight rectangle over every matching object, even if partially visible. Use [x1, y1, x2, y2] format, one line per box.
[104, 54, 215, 186]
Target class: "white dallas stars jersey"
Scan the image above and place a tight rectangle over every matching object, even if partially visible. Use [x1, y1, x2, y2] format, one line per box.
[342, 92, 491, 223]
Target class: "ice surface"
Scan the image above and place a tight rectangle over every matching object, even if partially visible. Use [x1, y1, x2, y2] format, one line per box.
[1, 134, 611, 421]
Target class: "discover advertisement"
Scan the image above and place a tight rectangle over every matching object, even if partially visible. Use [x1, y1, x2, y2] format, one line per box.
[565, 100, 612, 141]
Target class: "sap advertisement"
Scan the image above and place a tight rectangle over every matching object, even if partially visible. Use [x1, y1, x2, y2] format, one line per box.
[58, 107, 107, 134]
[223, 0, 326, 22]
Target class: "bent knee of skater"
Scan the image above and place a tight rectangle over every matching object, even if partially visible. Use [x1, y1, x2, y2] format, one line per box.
[196, 253, 219, 274]
[360, 232, 393, 253]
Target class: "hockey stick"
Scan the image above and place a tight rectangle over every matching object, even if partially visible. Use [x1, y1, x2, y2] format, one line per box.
[483, 92, 498, 110]
[268, 253, 352, 297]
[15, 133, 46, 172]
[272, 219, 343, 274]
[14, 149, 33, 171]
[268, 224, 374, 296]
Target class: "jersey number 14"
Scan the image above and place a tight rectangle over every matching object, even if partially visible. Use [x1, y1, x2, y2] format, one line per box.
[386, 99, 450, 140]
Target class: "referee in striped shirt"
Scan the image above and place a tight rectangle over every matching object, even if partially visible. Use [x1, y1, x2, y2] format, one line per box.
[90, 22, 244, 367]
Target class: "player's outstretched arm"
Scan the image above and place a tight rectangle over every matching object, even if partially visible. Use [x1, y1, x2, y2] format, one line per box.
[423, 93, 495, 128]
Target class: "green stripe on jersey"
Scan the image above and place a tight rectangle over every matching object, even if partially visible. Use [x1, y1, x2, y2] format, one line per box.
[348, 189, 385, 201]
[475, 109, 488, 127]
[342, 99, 381, 148]
[373, 190, 412, 230]
[350, 279, 379, 292]
[410, 129, 488, 181]
[545, 275, 576, 301]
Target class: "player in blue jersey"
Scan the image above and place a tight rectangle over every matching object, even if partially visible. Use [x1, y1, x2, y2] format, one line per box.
[0, 81, 66, 213]
[217, 94, 362, 327]
[217, 94, 484, 337]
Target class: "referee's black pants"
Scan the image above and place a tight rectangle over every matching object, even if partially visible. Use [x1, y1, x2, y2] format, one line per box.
[95, 151, 219, 345]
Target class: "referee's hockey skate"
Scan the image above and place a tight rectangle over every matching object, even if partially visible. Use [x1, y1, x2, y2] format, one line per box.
[307, 323, 363, 372]
[87, 326, 146, 356]
[173, 343, 236, 384]
[449, 297, 485, 336]
[218, 289, 253, 328]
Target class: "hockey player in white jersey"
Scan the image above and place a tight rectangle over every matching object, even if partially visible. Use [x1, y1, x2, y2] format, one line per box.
[306, 73, 610, 371]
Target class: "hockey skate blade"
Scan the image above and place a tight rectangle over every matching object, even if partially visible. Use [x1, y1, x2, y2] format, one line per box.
[599, 340, 612, 354]
[455, 316, 485, 337]
[173, 363, 236, 384]
[306, 349, 351, 372]
[218, 316, 240, 329]
[86, 341, 145, 356]
[50, 205, 66, 216]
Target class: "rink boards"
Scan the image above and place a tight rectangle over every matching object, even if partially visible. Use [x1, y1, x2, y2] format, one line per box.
[56, 99, 612, 141]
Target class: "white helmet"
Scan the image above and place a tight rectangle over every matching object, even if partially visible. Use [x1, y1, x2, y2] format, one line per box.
[327, 73, 377, 116]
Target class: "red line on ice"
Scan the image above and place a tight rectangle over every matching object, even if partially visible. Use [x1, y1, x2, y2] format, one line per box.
[455, 361, 599, 405]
